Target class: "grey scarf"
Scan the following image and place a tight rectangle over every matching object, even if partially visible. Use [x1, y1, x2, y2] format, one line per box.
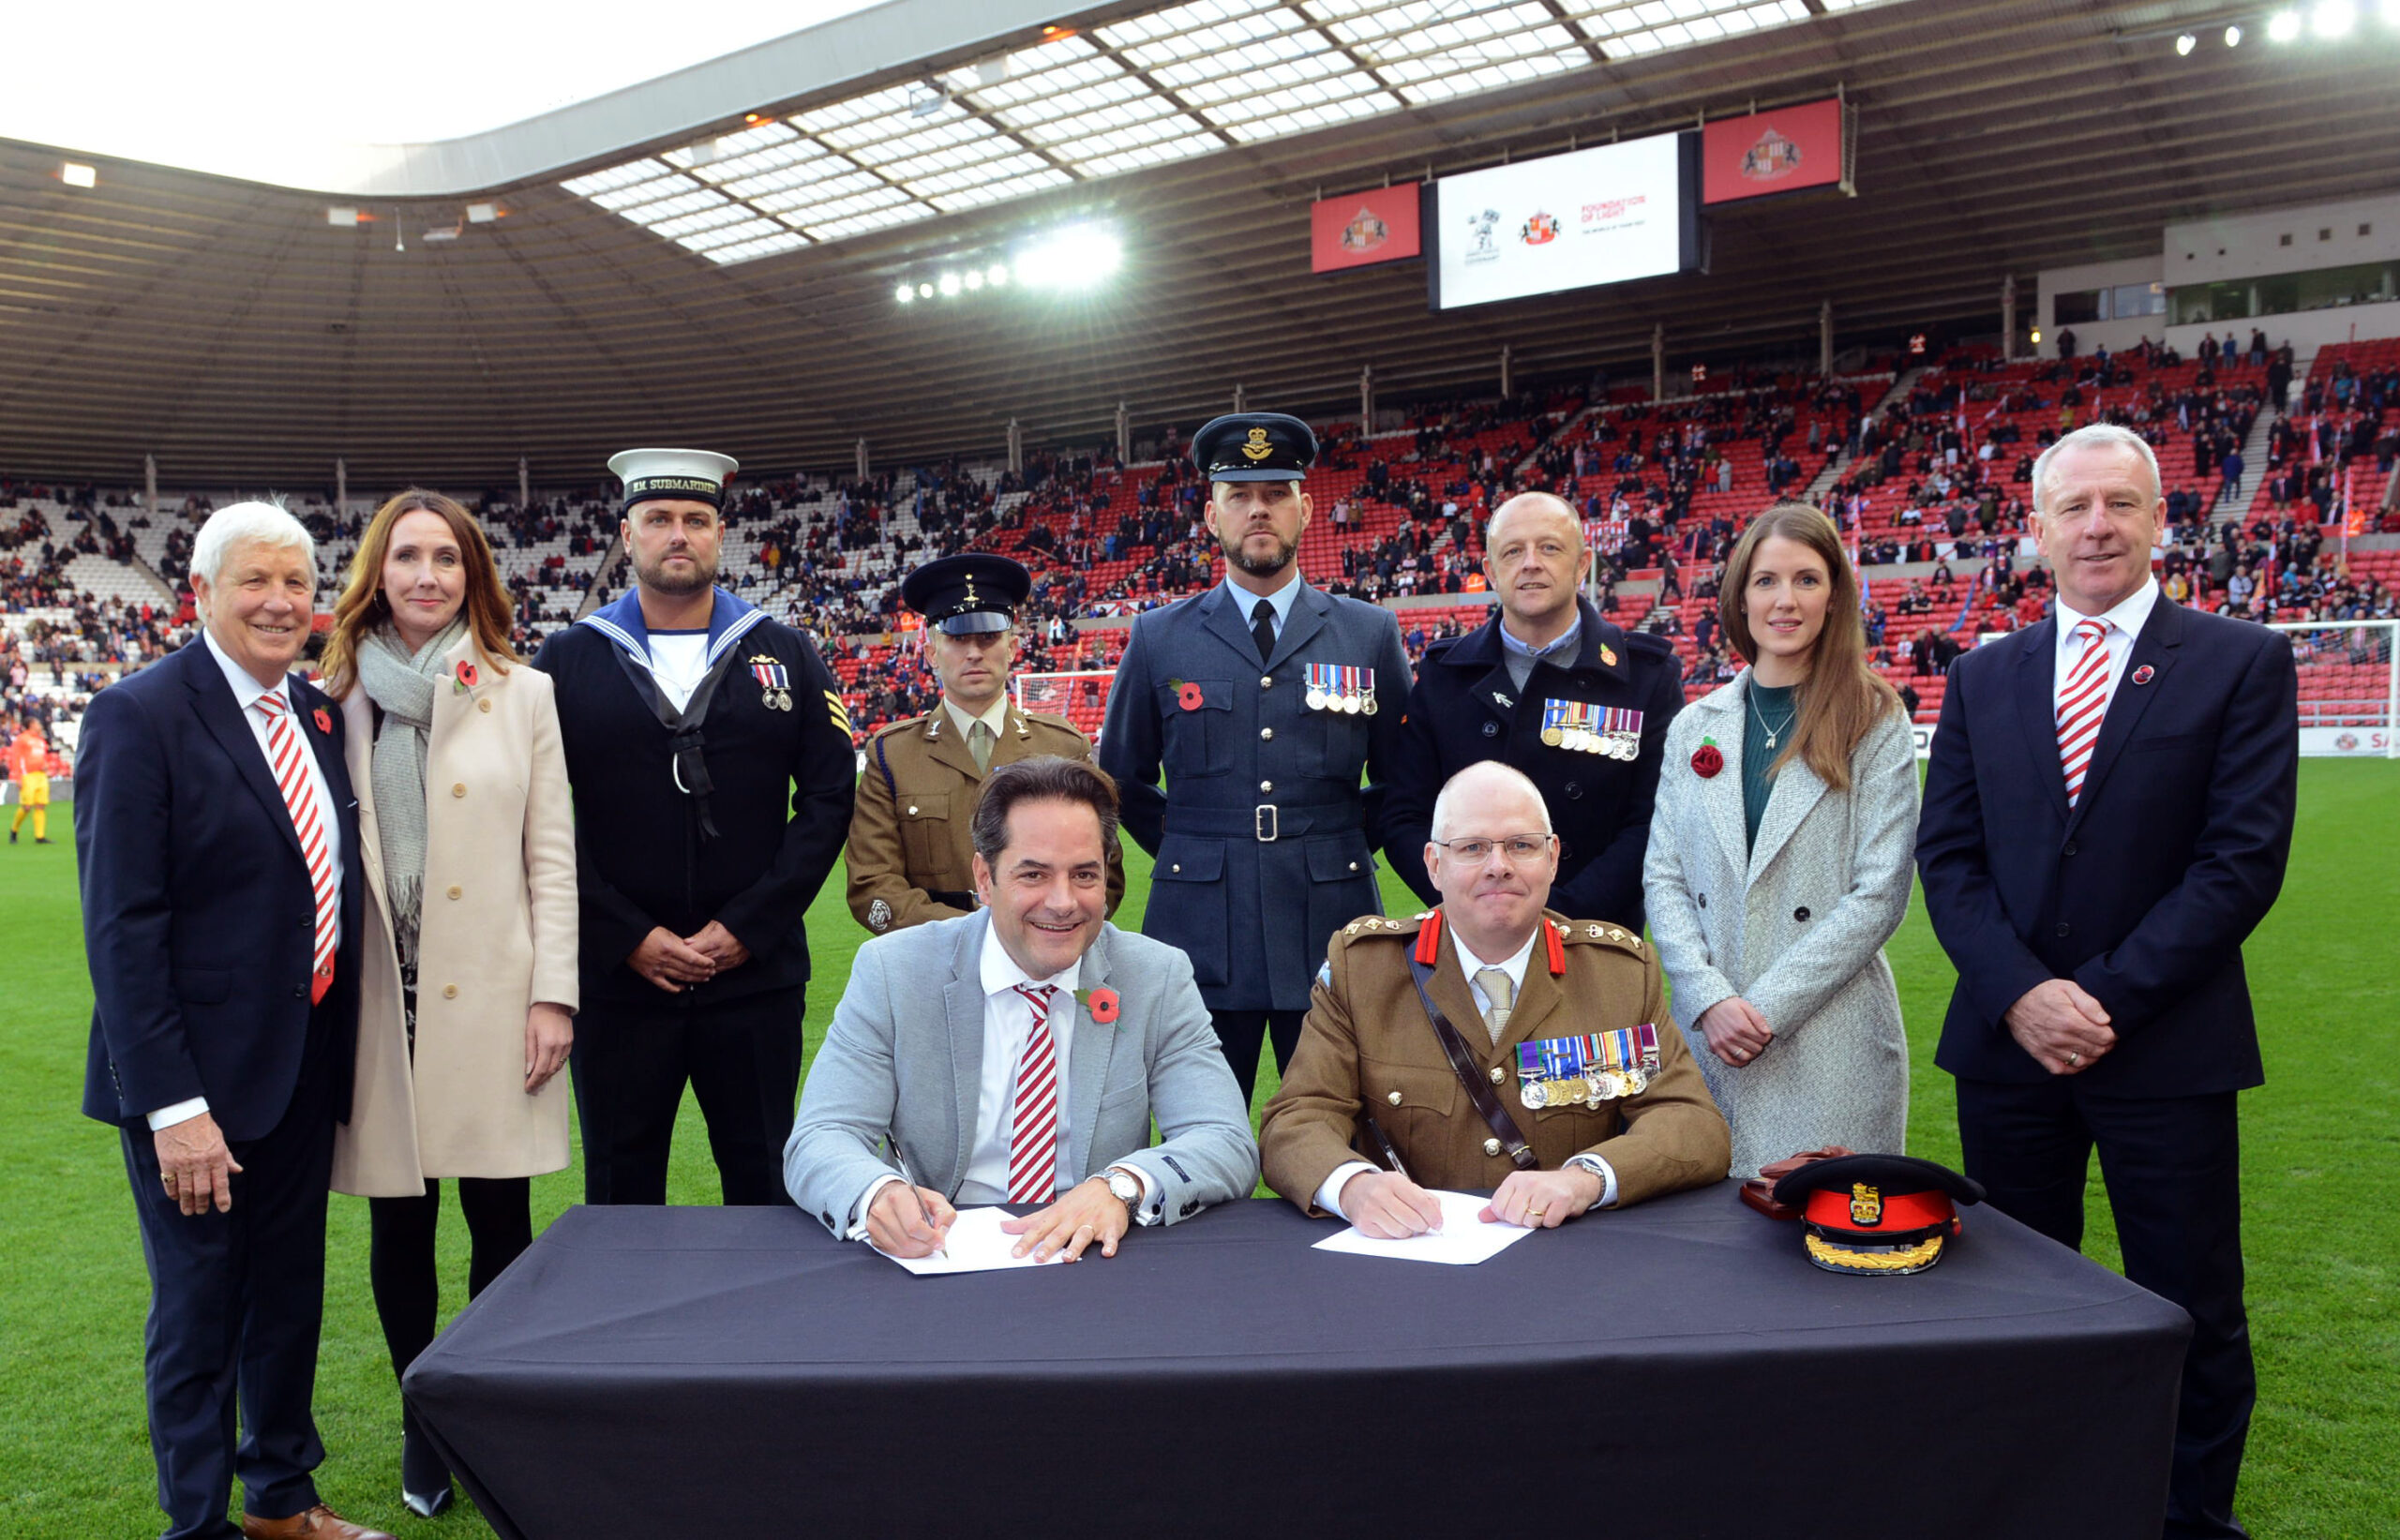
[356, 620, 464, 967]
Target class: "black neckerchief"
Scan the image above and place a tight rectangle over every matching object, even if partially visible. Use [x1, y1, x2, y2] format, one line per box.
[606, 639, 752, 841]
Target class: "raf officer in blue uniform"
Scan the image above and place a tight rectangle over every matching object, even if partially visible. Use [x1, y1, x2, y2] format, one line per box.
[1383, 491, 1682, 932]
[1099, 412, 1411, 1105]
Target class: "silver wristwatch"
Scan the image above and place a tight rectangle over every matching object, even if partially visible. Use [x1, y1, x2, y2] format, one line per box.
[1102, 1165, 1143, 1216]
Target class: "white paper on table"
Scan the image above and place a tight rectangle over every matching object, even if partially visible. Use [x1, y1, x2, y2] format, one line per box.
[870, 1205, 1072, 1276]
[1311, 1189, 1540, 1265]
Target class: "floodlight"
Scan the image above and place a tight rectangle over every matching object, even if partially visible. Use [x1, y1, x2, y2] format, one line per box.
[2267, 8, 2302, 37]
[2224, 23, 2242, 44]
[2175, 32, 2196, 53]
[328, 207, 360, 227]
[938, 272, 963, 296]
[918, 283, 935, 298]
[1016, 225, 1122, 290]
[964, 269, 984, 291]
[895, 283, 915, 303]
[2313, 0, 2356, 37]
[61, 162, 96, 188]
[2031, 328, 2043, 345]
[466, 202, 500, 223]
[986, 263, 1009, 286]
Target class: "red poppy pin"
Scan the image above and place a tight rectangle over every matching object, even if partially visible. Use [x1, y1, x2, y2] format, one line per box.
[452, 660, 479, 695]
[1691, 738, 1724, 778]
[1176, 681, 1203, 712]
[2131, 664, 2154, 685]
[1079, 986, 1121, 1025]
[311, 707, 333, 735]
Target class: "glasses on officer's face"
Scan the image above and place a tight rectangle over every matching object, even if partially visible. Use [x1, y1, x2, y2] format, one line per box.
[1429, 833, 1555, 866]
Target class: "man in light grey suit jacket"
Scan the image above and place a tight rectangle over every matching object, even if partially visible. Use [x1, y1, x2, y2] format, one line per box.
[787, 756, 1256, 1263]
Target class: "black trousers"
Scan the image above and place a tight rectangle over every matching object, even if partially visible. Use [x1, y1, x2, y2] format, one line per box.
[1209, 1009, 1308, 1111]
[1956, 1079, 2253, 1540]
[119, 1018, 338, 1540]
[569, 989, 804, 1206]
[368, 1178, 531, 1381]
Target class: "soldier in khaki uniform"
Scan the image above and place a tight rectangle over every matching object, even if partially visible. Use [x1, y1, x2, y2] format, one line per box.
[1263, 762, 1727, 1235]
[847, 553, 1123, 934]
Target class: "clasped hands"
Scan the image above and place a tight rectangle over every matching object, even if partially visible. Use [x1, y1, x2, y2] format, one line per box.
[1338, 1166, 1605, 1240]
[1694, 996, 1774, 1068]
[865, 1174, 1132, 1263]
[628, 921, 750, 993]
[2005, 978, 2115, 1075]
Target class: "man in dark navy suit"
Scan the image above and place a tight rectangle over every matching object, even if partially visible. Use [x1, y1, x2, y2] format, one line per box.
[78, 502, 390, 1540]
[1918, 425, 2298, 1540]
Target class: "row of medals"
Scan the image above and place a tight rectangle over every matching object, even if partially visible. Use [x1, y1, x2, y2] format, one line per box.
[1304, 687, 1377, 715]
[1540, 725, 1638, 759]
[1521, 1065, 1653, 1111]
[762, 687, 793, 710]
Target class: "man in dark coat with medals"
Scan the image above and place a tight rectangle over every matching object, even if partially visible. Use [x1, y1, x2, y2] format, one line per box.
[1384, 491, 1681, 933]
[532, 448, 856, 1205]
[1098, 411, 1411, 1105]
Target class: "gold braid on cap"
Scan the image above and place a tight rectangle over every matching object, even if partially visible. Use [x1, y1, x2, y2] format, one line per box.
[1803, 1234, 1946, 1272]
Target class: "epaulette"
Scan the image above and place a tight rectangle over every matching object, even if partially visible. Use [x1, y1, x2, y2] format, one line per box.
[1019, 708, 1086, 737]
[1558, 919, 1648, 956]
[1625, 631, 1676, 662]
[872, 713, 930, 740]
[1333, 910, 1432, 945]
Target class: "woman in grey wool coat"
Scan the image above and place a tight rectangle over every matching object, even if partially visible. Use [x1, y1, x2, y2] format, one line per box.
[1642, 501, 1919, 1178]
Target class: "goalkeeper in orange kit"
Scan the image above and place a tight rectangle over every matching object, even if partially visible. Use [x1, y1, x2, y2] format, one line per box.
[7, 722, 50, 844]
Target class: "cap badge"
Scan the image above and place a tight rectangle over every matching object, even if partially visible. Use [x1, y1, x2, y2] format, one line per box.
[1850, 1183, 1882, 1227]
[1240, 427, 1274, 463]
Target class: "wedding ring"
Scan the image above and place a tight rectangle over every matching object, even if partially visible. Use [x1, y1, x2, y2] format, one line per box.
[2068, 1052, 2082, 1067]
[1526, 1207, 1547, 1220]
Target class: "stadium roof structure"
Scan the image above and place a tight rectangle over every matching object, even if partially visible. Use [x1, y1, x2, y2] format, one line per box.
[1, 0, 2392, 486]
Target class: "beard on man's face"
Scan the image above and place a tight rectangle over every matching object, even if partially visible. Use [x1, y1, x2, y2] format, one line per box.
[635, 546, 717, 595]
[1220, 528, 1297, 577]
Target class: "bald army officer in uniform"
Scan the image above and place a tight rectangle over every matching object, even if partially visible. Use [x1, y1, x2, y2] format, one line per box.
[848, 552, 1123, 934]
[1262, 761, 1728, 1235]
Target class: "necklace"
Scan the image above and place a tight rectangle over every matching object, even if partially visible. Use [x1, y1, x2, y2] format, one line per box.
[1749, 690, 1798, 751]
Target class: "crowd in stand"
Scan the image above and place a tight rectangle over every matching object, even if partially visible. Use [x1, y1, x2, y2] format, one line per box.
[8, 331, 2397, 749]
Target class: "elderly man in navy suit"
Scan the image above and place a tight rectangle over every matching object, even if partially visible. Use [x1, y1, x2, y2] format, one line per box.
[79, 503, 390, 1540]
[1098, 411, 1411, 1105]
[1918, 425, 2298, 1540]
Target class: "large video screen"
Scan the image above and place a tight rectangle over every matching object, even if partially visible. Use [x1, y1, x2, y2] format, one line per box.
[1426, 132, 1699, 311]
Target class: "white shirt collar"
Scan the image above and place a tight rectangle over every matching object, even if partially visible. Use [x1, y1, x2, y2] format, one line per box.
[977, 914, 1083, 998]
[2056, 575, 2161, 647]
[1451, 924, 1539, 991]
[201, 627, 290, 711]
[941, 693, 1012, 743]
[1219, 570, 1303, 633]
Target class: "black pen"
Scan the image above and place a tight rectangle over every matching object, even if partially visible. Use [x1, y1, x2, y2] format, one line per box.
[893, 1149, 947, 1259]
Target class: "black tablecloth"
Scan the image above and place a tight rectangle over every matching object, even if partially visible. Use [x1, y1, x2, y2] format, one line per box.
[407, 1187, 2189, 1540]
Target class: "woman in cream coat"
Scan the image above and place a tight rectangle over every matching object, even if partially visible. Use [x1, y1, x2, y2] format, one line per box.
[322, 489, 577, 1518]
[1643, 502, 1918, 1179]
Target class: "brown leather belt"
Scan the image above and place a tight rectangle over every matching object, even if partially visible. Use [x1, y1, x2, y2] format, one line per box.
[1407, 952, 1537, 1171]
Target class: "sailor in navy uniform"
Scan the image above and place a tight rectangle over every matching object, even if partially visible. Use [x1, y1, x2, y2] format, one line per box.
[1098, 411, 1411, 1105]
[1383, 491, 1682, 933]
[532, 448, 855, 1205]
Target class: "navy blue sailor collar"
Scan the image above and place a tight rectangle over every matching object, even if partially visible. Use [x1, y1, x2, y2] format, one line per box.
[578, 585, 770, 676]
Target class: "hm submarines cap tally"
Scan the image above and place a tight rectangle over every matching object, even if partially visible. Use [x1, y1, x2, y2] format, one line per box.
[608, 448, 739, 516]
[1770, 1153, 1986, 1276]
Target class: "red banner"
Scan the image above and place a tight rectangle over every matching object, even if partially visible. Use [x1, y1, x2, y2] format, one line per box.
[1311, 184, 1422, 273]
[1702, 98, 1845, 205]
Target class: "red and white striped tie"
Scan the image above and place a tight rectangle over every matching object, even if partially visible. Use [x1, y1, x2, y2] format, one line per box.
[256, 692, 338, 1004]
[1005, 984, 1060, 1204]
[2056, 617, 2114, 808]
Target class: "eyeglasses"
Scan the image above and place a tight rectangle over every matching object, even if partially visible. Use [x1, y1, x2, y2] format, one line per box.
[1429, 833, 1555, 864]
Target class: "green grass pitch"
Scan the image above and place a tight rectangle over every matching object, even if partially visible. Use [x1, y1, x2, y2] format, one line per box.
[2, 762, 2392, 1536]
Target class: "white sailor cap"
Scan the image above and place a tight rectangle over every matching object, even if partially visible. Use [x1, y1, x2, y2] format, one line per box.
[608, 447, 739, 514]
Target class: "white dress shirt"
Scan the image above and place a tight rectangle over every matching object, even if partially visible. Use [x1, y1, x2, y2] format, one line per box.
[848, 935, 1157, 1236]
[2052, 576, 2160, 703]
[1313, 926, 1619, 1219]
[646, 630, 711, 713]
[152, 633, 346, 1130]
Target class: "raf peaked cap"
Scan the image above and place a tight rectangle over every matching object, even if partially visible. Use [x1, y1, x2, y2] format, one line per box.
[608, 447, 738, 515]
[1770, 1154, 1986, 1278]
[1193, 411, 1317, 483]
[899, 552, 1031, 635]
